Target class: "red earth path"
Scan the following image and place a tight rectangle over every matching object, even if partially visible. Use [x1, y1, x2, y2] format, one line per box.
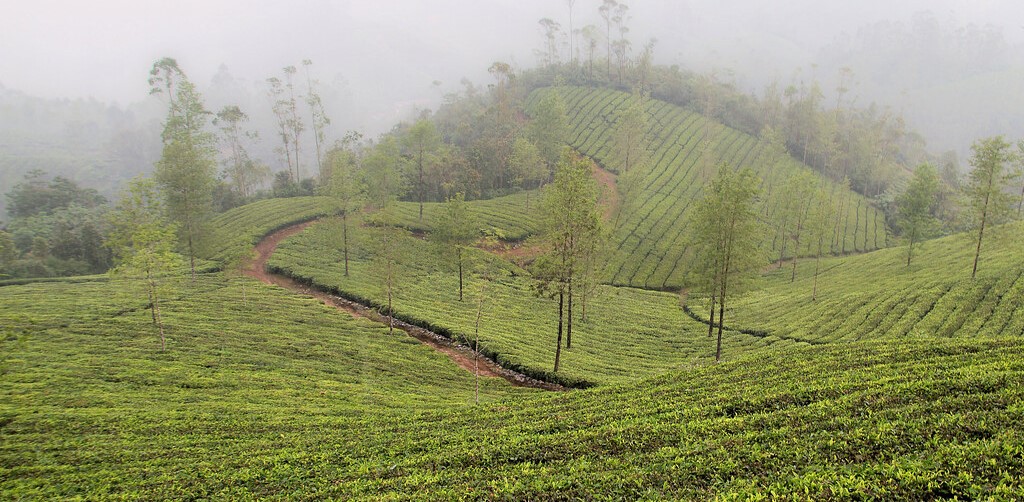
[243, 219, 563, 391]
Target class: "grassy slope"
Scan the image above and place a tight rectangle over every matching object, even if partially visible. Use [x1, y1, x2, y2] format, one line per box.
[529, 86, 888, 290]
[691, 221, 1024, 343]
[0, 275, 534, 499]
[266, 218, 796, 387]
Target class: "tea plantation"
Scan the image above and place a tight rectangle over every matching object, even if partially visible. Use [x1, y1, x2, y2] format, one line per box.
[528, 86, 887, 289]
[265, 218, 794, 387]
[689, 220, 1024, 344]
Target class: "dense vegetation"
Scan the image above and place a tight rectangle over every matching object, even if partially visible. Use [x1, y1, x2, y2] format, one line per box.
[530, 86, 887, 289]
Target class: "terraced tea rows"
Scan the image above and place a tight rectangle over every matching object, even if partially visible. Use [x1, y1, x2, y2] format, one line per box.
[690, 221, 1024, 344]
[266, 218, 795, 386]
[203, 196, 333, 263]
[5, 279, 1021, 499]
[0, 275, 533, 498]
[389, 190, 540, 241]
[528, 86, 888, 289]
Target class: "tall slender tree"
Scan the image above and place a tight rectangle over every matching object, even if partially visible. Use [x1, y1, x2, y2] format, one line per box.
[509, 136, 546, 210]
[302, 59, 331, 182]
[323, 134, 365, 277]
[403, 118, 441, 221]
[534, 151, 603, 371]
[432, 193, 479, 301]
[686, 164, 764, 362]
[528, 91, 568, 168]
[149, 58, 217, 280]
[965, 136, 1015, 279]
[896, 163, 940, 267]
[107, 177, 184, 351]
[214, 105, 269, 199]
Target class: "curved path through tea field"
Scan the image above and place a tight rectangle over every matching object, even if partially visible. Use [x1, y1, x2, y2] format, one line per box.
[244, 219, 564, 391]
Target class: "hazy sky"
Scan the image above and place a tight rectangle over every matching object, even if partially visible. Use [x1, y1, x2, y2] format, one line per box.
[3, 0, 1020, 99]
[3, 0, 1022, 140]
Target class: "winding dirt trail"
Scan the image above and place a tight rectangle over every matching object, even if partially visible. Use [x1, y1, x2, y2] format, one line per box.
[244, 219, 564, 391]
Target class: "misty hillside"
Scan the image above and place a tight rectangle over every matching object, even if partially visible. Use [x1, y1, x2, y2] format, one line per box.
[4, 1, 1024, 499]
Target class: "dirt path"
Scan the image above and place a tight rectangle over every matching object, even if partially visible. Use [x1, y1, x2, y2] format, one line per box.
[592, 162, 620, 222]
[244, 219, 564, 391]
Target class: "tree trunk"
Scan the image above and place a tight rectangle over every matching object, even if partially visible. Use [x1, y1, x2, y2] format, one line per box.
[972, 196, 990, 279]
[812, 248, 822, 301]
[972, 174, 994, 279]
[458, 247, 464, 301]
[715, 293, 725, 363]
[150, 279, 166, 352]
[342, 212, 349, 276]
[554, 291, 564, 372]
[566, 277, 574, 350]
[707, 291, 716, 338]
[418, 153, 424, 221]
[187, 226, 196, 281]
[790, 220, 803, 283]
[906, 229, 916, 268]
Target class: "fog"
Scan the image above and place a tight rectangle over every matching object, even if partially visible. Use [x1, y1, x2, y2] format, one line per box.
[3, 0, 1023, 159]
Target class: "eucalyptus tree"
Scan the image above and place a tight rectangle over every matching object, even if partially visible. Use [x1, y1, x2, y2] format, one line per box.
[896, 163, 940, 267]
[149, 58, 217, 279]
[534, 151, 603, 371]
[687, 164, 765, 362]
[403, 118, 441, 221]
[324, 134, 365, 277]
[782, 171, 817, 282]
[598, 0, 618, 79]
[432, 193, 479, 301]
[528, 91, 568, 168]
[538, 18, 562, 67]
[965, 136, 1015, 279]
[214, 105, 268, 198]
[267, 66, 305, 182]
[363, 137, 407, 211]
[509, 136, 545, 210]
[302, 59, 331, 182]
[107, 177, 184, 351]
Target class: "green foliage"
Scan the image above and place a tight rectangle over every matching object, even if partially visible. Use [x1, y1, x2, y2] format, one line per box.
[151, 59, 218, 278]
[896, 163, 941, 267]
[0, 274, 533, 498]
[5, 169, 107, 219]
[106, 177, 185, 351]
[686, 164, 766, 360]
[528, 86, 888, 289]
[362, 136, 408, 210]
[965, 136, 1018, 278]
[527, 90, 568, 167]
[431, 193, 479, 300]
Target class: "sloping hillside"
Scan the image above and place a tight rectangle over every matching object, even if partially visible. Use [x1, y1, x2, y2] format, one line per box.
[529, 86, 888, 290]
[690, 221, 1024, 343]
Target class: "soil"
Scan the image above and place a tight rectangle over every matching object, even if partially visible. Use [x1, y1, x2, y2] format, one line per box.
[244, 219, 564, 391]
[591, 162, 621, 222]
